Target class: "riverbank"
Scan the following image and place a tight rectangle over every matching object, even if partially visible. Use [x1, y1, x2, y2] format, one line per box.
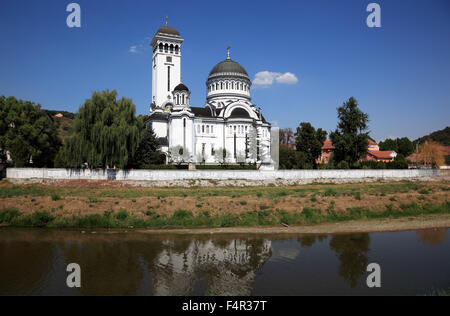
[0, 180, 448, 231]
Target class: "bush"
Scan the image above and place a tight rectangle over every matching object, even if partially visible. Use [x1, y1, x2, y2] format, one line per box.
[337, 161, 349, 169]
[0, 209, 21, 223]
[114, 209, 129, 221]
[51, 193, 61, 201]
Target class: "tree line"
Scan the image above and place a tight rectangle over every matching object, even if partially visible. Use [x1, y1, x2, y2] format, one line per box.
[1, 91, 162, 169]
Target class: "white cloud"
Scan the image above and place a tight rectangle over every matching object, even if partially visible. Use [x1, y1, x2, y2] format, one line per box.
[129, 45, 138, 53]
[276, 72, 298, 84]
[253, 71, 298, 87]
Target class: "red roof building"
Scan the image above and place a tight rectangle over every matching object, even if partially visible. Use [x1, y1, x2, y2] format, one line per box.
[318, 139, 397, 164]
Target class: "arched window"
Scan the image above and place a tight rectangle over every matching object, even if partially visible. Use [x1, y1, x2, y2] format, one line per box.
[170, 44, 174, 53]
[164, 43, 168, 52]
[182, 94, 185, 104]
[221, 82, 223, 89]
[159, 43, 163, 52]
[206, 125, 209, 134]
[175, 45, 179, 54]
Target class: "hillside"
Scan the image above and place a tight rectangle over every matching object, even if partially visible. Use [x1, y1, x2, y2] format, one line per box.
[44, 110, 75, 143]
[414, 126, 450, 146]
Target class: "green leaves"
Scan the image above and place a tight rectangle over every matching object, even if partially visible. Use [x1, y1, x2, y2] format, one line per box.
[0, 95, 61, 167]
[59, 90, 143, 169]
[330, 97, 370, 167]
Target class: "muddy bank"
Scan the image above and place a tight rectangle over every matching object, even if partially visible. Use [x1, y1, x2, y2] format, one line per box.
[135, 214, 450, 235]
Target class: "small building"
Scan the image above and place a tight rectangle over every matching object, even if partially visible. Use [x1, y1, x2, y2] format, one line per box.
[318, 139, 397, 163]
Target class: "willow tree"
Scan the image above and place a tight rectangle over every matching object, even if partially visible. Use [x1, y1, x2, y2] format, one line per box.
[61, 90, 143, 169]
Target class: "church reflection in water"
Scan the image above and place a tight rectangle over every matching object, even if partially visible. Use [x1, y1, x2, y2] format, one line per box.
[0, 228, 448, 295]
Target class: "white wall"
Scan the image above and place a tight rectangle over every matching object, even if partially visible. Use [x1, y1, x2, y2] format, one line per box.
[6, 168, 440, 181]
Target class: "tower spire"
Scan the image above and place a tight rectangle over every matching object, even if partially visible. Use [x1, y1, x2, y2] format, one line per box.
[227, 45, 231, 60]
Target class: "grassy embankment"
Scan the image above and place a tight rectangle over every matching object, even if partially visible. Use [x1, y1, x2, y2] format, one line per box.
[0, 181, 449, 229]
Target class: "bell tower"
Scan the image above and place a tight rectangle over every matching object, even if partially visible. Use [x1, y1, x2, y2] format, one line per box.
[150, 17, 184, 110]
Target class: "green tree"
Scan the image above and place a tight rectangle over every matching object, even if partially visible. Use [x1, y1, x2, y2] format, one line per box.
[130, 127, 163, 168]
[0, 96, 61, 167]
[59, 90, 143, 169]
[329, 97, 369, 167]
[295, 122, 327, 168]
[379, 137, 413, 157]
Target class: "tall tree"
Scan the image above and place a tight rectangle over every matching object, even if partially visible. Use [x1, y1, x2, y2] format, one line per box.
[130, 127, 162, 168]
[379, 137, 413, 157]
[295, 122, 327, 168]
[329, 97, 370, 167]
[0, 96, 61, 167]
[60, 90, 143, 169]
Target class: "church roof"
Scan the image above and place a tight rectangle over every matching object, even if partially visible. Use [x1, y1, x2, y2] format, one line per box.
[149, 112, 169, 121]
[173, 83, 189, 92]
[156, 25, 180, 37]
[191, 107, 214, 117]
[208, 58, 249, 79]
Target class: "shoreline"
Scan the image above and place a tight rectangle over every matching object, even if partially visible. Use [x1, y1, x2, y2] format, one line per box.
[1, 214, 449, 236]
[134, 214, 450, 235]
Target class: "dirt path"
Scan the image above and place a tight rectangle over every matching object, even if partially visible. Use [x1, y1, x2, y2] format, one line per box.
[135, 214, 450, 235]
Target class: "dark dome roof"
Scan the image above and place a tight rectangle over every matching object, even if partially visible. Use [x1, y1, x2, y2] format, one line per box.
[156, 25, 180, 36]
[208, 59, 249, 78]
[173, 83, 189, 92]
[229, 108, 251, 118]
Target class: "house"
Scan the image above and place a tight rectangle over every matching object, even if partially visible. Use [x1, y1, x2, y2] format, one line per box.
[318, 139, 397, 163]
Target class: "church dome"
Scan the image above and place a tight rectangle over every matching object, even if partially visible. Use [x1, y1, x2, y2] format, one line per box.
[208, 58, 249, 79]
[156, 25, 180, 37]
[173, 83, 189, 92]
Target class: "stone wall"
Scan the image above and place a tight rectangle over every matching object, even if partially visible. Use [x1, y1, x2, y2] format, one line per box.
[5, 168, 440, 182]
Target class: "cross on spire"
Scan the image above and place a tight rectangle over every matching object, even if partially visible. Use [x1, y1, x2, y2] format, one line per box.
[227, 45, 231, 60]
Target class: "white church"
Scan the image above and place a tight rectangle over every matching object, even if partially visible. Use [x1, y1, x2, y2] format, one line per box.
[147, 21, 272, 166]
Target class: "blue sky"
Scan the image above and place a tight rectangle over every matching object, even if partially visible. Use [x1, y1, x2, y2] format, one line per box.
[1, 0, 449, 141]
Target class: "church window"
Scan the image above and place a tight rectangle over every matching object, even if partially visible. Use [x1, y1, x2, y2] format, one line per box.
[182, 94, 185, 104]
[175, 45, 179, 54]
[221, 82, 223, 89]
[211, 125, 214, 134]
[202, 125, 205, 133]
[166, 56, 172, 63]
[245, 126, 248, 132]
[170, 44, 174, 53]
[159, 43, 163, 52]
[167, 66, 171, 92]
[164, 43, 168, 52]
[206, 125, 209, 134]
[234, 126, 236, 133]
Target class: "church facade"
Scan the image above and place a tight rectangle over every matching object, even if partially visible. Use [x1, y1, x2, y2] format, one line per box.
[147, 21, 271, 165]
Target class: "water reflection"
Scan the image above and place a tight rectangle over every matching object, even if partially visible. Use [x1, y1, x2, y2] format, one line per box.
[0, 228, 448, 295]
[329, 234, 370, 288]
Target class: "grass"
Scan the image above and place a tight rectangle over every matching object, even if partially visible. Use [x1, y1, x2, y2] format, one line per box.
[0, 201, 448, 229]
[0, 181, 431, 200]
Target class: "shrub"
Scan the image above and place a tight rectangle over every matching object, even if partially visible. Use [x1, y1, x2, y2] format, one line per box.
[0, 209, 21, 223]
[114, 209, 129, 221]
[51, 193, 61, 201]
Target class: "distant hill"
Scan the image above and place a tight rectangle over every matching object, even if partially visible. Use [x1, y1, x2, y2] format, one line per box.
[43, 110, 75, 143]
[414, 126, 450, 146]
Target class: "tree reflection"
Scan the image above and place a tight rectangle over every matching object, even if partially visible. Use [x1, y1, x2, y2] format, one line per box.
[416, 228, 447, 246]
[329, 233, 370, 288]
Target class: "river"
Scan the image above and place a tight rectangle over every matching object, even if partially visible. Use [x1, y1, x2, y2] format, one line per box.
[0, 228, 449, 295]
